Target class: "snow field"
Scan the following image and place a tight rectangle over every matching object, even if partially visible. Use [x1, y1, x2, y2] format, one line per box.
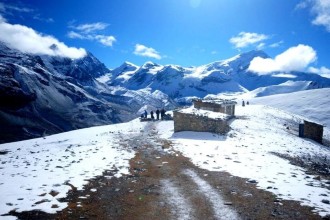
[0, 119, 144, 217]
[159, 105, 330, 216]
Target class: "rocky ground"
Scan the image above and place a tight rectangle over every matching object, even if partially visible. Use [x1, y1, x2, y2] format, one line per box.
[8, 122, 330, 220]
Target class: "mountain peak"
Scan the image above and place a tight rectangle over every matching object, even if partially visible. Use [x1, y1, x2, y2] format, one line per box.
[110, 61, 139, 78]
[239, 50, 269, 59]
[49, 44, 59, 51]
[121, 61, 138, 68]
[142, 61, 160, 69]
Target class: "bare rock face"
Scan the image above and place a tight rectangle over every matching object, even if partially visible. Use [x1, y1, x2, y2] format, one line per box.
[0, 42, 131, 143]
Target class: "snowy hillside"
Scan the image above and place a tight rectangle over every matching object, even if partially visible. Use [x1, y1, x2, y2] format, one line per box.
[160, 105, 330, 217]
[1, 101, 329, 218]
[249, 80, 317, 97]
[0, 42, 173, 143]
[0, 120, 143, 216]
[251, 88, 330, 128]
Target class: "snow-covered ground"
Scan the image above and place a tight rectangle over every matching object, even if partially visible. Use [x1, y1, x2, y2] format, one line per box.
[251, 88, 330, 128]
[0, 119, 144, 218]
[1, 94, 329, 218]
[158, 105, 330, 217]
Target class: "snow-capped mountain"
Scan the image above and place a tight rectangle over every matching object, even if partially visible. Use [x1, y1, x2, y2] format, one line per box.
[0, 42, 172, 143]
[106, 50, 330, 104]
[2, 41, 330, 143]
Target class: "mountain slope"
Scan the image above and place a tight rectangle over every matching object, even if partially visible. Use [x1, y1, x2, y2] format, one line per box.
[251, 88, 330, 127]
[2, 42, 330, 143]
[0, 42, 134, 143]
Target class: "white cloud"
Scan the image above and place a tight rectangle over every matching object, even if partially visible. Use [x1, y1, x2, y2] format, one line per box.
[67, 31, 86, 39]
[297, 0, 330, 31]
[272, 73, 297, 78]
[257, 42, 266, 50]
[0, 2, 33, 14]
[33, 14, 54, 23]
[269, 40, 284, 48]
[248, 44, 317, 74]
[308, 66, 330, 78]
[95, 35, 116, 47]
[0, 14, 5, 22]
[311, 0, 330, 31]
[73, 22, 108, 34]
[134, 44, 162, 59]
[229, 32, 269, 48]
[68, 22, 116, 47]
[0, 20, 86, 59]
[0, 2, 53, 23]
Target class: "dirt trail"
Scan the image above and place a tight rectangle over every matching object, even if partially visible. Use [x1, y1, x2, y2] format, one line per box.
[10, 121, 325, 219]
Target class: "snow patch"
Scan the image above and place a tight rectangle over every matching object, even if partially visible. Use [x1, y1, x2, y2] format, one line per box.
[183, 169, 239, 220]
[161, 179, 194, 220]
[0, 119, 144, 216]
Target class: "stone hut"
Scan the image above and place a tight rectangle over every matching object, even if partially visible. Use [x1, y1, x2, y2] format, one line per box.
[173, 99, 237, 134]
[193, 99, 236, 116]
[303, 120, 324, 144]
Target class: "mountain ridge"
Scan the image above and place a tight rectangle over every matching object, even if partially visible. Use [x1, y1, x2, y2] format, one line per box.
[1, 41, 330, 143]
[105, 50, 330, 103]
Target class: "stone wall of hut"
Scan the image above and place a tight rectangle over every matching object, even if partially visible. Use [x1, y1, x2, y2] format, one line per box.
[173, 111, 230, 134]
[193, 100, 235, 116]
[303, 120, 323, 144]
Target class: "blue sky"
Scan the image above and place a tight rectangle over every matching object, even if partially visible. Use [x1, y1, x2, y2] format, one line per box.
[0, 0, 330, 77]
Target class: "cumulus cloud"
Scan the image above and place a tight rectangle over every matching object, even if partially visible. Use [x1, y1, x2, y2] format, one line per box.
[308, 66, 330, 78]
[297, 0, 330, 31]
[248, 44, 317, 74]
[0, 19, 86, 59]
[134, 44, 162, 59]
[229, 32, 269, 48]
[68, 22, 116, 47]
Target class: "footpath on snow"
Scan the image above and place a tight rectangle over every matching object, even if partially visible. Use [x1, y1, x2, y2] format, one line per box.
[0, 105, 329, 219]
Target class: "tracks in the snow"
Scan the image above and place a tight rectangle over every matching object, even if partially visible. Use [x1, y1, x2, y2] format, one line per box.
[120, 121, 240, 220]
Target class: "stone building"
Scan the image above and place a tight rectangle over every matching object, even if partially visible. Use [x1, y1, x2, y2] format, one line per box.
[303, 120, 324, 144]
[173, 99, 236, 134]
[193, 99, 236, 116]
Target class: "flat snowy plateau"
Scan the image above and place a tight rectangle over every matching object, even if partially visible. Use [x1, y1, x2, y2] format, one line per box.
[0, 98, 330, 218]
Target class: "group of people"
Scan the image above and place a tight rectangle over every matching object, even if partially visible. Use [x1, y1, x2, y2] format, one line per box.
[141, 108, 166, 120]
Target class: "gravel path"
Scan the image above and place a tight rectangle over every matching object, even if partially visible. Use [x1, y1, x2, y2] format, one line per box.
[9, 121, 327, 219]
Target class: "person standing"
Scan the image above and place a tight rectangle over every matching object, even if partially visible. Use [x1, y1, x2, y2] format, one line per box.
[150, 110, 154, 119]
[156, 109, 160, 120]
[161, 108, 165, 120]
[144, 110, 148, 118]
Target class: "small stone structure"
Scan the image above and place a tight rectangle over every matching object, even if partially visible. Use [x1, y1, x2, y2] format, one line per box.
[303, 120, 324, 144]
[173, 111, 230, 134]
[174, 99, 236, 134]
[193, 99, 236, 116]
